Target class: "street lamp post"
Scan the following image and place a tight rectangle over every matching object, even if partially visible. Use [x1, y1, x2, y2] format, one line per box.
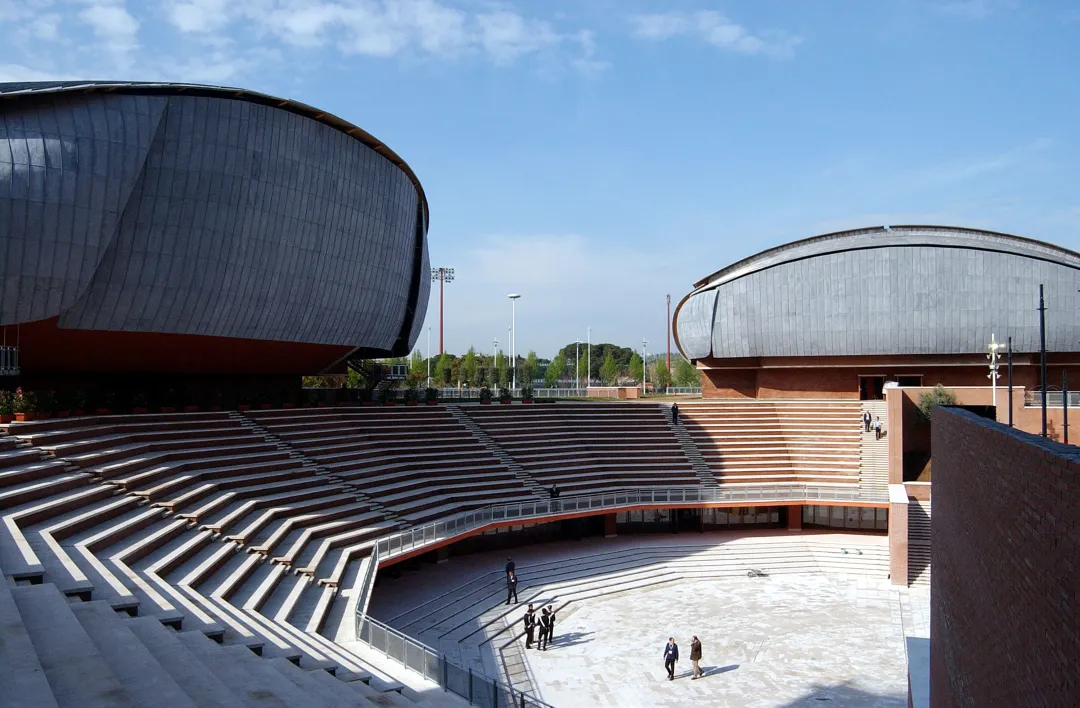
[587, 327, 591, 389]
[641, 339, 649, 395]
[508, 294, 521, 390]
[987, 333, 1004, 410]
[426, 325, 431, 388]
[493, 337, 500, 391]
[575, 340, 583, 391]
[430, 268, 455, 355]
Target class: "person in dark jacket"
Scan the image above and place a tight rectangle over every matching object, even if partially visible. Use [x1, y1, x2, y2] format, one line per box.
[546, 604, 556, 645]
[523, 605, 536, 649]
[505, 558, 515, 577]
[690, 636, 703, 679]
[672, 403, 679, 425]
[549, 484, 560, 512]
[663, 637, 679, 680]
[863, 410, 872, 432]
[506, 570, 518, 605]
[539, 607, 552, 650]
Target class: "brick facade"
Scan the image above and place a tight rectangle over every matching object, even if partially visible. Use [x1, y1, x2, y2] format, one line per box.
[930, 408, 1080, 706]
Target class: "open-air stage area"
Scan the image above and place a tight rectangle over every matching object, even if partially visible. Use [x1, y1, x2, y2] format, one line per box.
[368, 531, 930, 708]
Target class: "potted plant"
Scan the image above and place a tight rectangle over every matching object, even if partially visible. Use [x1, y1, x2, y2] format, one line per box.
[55, 389, 73, 418]
[14, 388, 35, 422]
[74, 389, 89, 416]
[0, 390, 14, 423]
[521, 386, 535, 404]
[425, 387, 438, 405]
[499, 388, 513, 404]
[160, 388, 177, 414]
[479, 387, 492, 405]
[209, 390, 223, 412]
[404, 388, 420, 406]
[303, 389, 318, 408]
[360, 388, 375, 407]
[132, 391, 148, 414]
[95, 390, 115, 415]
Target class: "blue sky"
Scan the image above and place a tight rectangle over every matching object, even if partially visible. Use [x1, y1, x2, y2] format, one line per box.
[2, 0, 1078, 359]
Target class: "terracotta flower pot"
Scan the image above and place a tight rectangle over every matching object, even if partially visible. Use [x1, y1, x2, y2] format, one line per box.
[406, 401, 418, 406]
[523, 400, 535, 404]
[210, 406, 221, 412]
[283, 403, 295, 409]
[261, 403, 272, 409]
[238, 404, 250, 411]
[161, 406, 176, 413]
[184, 405, 199, 413]
[317, 402, 328, 408]
[74, 409, 85, 417]
[0, 414, 13, 423]
[14, 413, 31, 422]
[336, 402, 349, 407]
[500, 400, 511, 405]
[384, 401, 396, 407]
[362, 401, 375, 407]
[425, 400, 437, 405]
[95, 408, 111, 415]
[57, 410, 71, 418]
[480, 400, 491, 405]
[133, 407, 148, 414]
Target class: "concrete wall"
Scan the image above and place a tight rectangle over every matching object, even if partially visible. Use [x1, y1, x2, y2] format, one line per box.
[930, 407, 1080, 707]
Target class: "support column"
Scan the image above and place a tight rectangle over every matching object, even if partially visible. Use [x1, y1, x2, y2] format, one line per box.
[603, 513, 617, 538]
[436, 546, 451, 564]
[787, 504, 802, 530]
[888, 484, 909, 586]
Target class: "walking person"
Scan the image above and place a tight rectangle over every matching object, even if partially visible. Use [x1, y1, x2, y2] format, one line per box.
[690, 636, 703, 679]
[874, 416, 883, 440]
[549, 484, 560, 512]
[505, 557, 515, 577]
[523, 605, 536, 649]
[539, 607, 552, 650]
[546, 604, 557, 645]
[863, 410, 872, 432]
[506, 570, 519, 605]
[672, 402, 679, 425]
[663, 637, 679, 681]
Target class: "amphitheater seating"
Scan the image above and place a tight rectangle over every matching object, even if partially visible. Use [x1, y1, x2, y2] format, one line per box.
[247, 407, 539, 523]
[0, 412, 426, 697]
[679, 402, 862, 486]
[459, 402, 699, 494]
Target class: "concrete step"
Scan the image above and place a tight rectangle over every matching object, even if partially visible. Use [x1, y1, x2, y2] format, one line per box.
[70, 600, 198, 708]
[11, 583, 137, 708]
[0, 573, 59, 708]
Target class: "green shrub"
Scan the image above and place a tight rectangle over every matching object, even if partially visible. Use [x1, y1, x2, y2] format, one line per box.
[479, 387, 492, 403]
[425, 387, 438, 403]
[917, 384, 958, 423]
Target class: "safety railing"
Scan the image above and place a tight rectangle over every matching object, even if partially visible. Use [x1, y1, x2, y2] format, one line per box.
[1025, 390, 1080, 408]
[0, 346, 19, 376]
[530, 388, 588, 398]
[665, 386, 702, 395]
[358, 615, 553, 707]
[353, 545, 380, 627]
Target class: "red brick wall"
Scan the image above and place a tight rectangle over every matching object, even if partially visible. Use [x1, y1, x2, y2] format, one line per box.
[930, 408, 1080, 707]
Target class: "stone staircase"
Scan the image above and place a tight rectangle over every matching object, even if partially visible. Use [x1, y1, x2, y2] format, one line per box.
[231, 411, 407, 528]
[444, 405, 548, 498]
[908, 499, 931, 587]
[667, 408, 716, 489]
[859, 401, 889, 497]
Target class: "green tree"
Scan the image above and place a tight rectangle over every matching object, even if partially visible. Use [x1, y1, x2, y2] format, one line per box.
[627, 352, 644, 383]
[652, 359, 672, 391]
[523, 351, 537, 385]
[917, 384, 958, 423]
[345, 368, 363, 389]
[674, 357, 699, 387]
[409, 350, 425, 378]
[544, 353, 567, 387]
[434, 353, 453, 386]
[462, 347, 478, 386]
[599, 352, 619, 385]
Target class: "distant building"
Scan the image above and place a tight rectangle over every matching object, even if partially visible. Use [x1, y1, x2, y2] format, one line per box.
[674, 226, 1080, 399]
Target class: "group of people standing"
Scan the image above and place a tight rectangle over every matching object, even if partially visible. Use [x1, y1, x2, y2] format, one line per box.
[505, 558, 558, 650]
[862, 411, 885, 440]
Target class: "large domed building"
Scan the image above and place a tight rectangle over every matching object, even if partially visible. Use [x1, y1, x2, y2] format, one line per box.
[0, 81, 429, 385]
[675, 226, 1080, 399]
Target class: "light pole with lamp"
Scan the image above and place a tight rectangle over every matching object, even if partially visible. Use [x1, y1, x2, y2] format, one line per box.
[508, 294, 521, 390]
[575, 340, 583, 391]
[641, 339, 649, 395]
[587, 327, 591, 389]
[430, 267, 455, 355]
[987, 333, 1004, 410]
[493, 337, 500, 391]
[426, 325, 432, 388]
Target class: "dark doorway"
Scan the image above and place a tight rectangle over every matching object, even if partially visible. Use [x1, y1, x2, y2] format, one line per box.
[674, 508, 702, 533]
[859, 376, 886, 400]
[896, 375, 923, 387]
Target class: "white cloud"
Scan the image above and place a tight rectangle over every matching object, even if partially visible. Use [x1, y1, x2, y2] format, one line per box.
[476, 10, 559, 64]
[166, 0, 234, 34]
[78, 2, 140, 54]
[27, 13, 62, 39]
[935, 0, 1019, 20]
[0, 63, 74, 83]
[629, 10, 802, 60]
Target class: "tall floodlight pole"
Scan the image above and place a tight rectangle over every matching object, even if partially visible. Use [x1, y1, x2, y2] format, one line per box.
[1064, 370, 1069, 445]
[427, 326, 432, 388]
[1007, 336, 1014, 427]
[587, 327, 591, 389]
[1039, 284, 1048, 437]
[641, 339, 649, 395]
[575, 340, 583, 390]
[493, 337, 500, 390]
[987, 333, 1003, 410]
[508, 294, 520, 390]
[431, 268, 455, 354]
[666, 294, 672, 371]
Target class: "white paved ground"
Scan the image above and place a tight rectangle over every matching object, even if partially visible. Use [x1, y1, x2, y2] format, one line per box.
[526, 575, 907, 708]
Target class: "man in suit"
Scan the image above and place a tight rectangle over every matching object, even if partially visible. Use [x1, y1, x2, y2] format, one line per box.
[546, 604, 557, 645]
[863, 410, 872, 432]
[523, 605, 536, 649]
[663, 637, 679, 681]
[672, 402, 679, 425]
[539, 607, 552, 650]
[505, 558, 515, 577]
[506, 570, 519, 605]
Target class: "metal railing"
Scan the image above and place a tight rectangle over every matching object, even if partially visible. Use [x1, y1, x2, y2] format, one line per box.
[665, 387, 702, 395]
[354, 545, 380, 626]
[1025, 390, 1080, 408]
[0, 346, 19, 376]
[358, 615, 552, 707]
[531, 388, 588, 398]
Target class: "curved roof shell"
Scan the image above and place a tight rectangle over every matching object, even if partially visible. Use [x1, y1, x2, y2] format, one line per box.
[675, 226, 1080, 361]
[0, 81, 429, 369]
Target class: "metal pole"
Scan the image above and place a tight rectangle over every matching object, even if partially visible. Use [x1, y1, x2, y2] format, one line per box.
[587, 327, 591, 389]
[666, 294, 671, 371]
[641, 339, 648, 395]
[512, 300, 517, 390]
[439, 270, 444, 355]
[1040, 284, 1048, 437]
[1064, 369, 1069, 445]
[576, 341, 580, 390]
[427, 326, 431, 388]
[1007, 336, 1014, 427]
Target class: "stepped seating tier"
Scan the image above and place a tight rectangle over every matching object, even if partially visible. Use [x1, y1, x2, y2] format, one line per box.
[679, 402, 863, 486]
[458, 403, 699, 494]
[246, 407, 539, 523]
